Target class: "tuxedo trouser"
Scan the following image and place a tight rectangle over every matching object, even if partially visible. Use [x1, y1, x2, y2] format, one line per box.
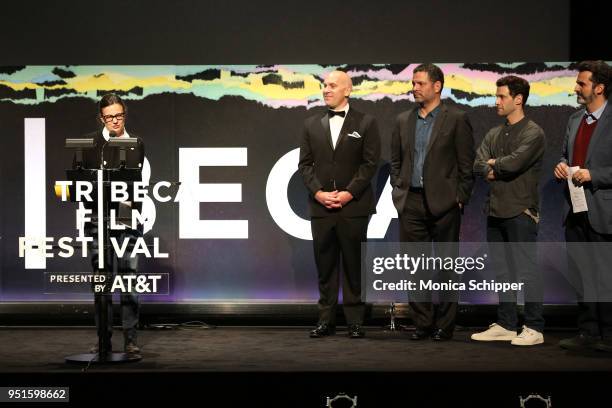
[311, 214, 368, 326]
[487, 214, 544, 332]
[565, 213, 612, 338]
[87, 223, 140, 344]
[399, 190, 460, 333]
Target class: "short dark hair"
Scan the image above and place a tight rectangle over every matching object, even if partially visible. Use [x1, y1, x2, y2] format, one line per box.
[577, 60, 611, 99]
[496, 75, 530, 105]
[413, 63, 444, 90]
[98, 93, 127, 116]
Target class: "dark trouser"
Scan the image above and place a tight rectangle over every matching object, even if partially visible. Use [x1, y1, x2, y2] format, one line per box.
[487, 213, 544, 332]
[87, 224, 140, 345]
[311, 215, 368, 326]
[399, 190, 460, 334]
[565, 213, 612, 338]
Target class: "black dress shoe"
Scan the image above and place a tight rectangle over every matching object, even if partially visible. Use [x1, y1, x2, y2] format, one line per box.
[431, 328, 452, 341]
[348, 325, 365, 338]
[559, 334, 598, 351]
[310, 324, 336, 338]
[410, 329, 430, 341]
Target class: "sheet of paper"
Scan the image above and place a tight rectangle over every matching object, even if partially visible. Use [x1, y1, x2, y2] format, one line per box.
[568, 166, 588, 213]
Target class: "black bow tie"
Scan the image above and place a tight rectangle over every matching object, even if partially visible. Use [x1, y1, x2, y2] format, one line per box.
[585, 113, 597, 122]
[328, 110, 346, 118]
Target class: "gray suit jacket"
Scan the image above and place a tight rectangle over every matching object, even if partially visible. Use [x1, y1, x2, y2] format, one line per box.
[561, 102, 612, 234]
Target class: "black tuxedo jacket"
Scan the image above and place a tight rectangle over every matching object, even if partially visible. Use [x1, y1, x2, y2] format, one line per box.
[298, 107, 381, 217]
[390, 101, 475, 216]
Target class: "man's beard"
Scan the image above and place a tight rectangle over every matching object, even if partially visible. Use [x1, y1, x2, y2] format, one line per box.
[577, 92, 594, 106]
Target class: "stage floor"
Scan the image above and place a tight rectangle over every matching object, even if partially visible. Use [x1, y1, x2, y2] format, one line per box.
[1, 326, 611, 372]
[1, 327, 612, 406]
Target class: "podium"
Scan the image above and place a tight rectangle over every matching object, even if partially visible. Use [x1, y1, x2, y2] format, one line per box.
[64, 138, 143, 364]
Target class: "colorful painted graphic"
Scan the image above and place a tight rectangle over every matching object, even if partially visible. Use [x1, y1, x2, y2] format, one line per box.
[0, 63, 583, 108]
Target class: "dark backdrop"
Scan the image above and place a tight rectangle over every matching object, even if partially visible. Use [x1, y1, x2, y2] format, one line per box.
[1, 0, 570, 64]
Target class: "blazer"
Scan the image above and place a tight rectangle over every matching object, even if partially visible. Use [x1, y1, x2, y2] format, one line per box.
[561, 102, 612, 234]
[298, 107, 381, 217]
[390, 101, 475, 217]
[72, 130, 145, 230]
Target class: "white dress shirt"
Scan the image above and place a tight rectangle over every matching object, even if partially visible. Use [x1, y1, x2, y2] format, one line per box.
[329, 104, 349, 149]
[102, 127, 130, 140]
[585, 100, 608, 124]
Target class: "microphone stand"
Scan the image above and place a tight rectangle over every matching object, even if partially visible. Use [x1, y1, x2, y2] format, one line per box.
[96, 130, 114, 360]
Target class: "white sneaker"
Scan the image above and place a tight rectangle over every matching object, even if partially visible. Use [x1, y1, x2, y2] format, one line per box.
[471, 323, 516, 341]
[511, 326, 544, 346]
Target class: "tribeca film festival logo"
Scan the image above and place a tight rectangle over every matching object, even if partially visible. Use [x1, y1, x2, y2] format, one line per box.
[19, 179, 174, 295]
[370, 253, 525, 293]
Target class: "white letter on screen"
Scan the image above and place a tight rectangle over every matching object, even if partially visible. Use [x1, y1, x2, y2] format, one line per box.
[178, 147, 248, 239]
[367, 177, 398, 239]
[266, 148, 312, 240]
[24, 118, 46, 269]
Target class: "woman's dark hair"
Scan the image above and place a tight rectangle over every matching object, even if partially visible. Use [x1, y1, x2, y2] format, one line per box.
[98, 93, 127, 116]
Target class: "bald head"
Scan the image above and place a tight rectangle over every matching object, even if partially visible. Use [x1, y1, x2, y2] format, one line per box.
[328, 71, 353, 88]
[323, 70, 353, 109]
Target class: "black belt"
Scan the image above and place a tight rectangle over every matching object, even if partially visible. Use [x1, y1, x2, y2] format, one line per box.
[408, 186, 424, 193]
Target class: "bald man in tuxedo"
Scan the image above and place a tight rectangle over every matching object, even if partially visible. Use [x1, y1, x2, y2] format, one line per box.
[299, 71, 381, 338]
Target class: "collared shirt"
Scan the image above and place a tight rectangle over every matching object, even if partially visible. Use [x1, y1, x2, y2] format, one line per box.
[411, 104, 440, 187]
[102, 127, 130, 141]
[329, 103, 349, 149]
[585, 100, 607, 124]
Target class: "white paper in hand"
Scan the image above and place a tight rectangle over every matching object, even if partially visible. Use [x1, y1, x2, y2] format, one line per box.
[568, 166, 588, 213]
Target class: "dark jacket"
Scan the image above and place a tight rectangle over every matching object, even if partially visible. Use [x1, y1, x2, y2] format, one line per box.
[390, 101, 475, 216]
[298, 107, 381, 217]
[72, 130, 145, 231]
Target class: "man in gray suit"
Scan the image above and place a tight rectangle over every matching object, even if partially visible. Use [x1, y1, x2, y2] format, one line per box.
[390, 63, 475, 341]
[554, 60, 612, 352]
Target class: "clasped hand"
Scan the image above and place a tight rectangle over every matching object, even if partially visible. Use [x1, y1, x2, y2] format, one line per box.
[315, 190, 353, 209]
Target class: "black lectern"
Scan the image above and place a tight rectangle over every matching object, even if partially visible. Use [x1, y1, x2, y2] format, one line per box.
[64, 137, 142, 364]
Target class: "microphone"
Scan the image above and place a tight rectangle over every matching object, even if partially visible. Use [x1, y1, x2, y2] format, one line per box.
[100, 131, 116, 169]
